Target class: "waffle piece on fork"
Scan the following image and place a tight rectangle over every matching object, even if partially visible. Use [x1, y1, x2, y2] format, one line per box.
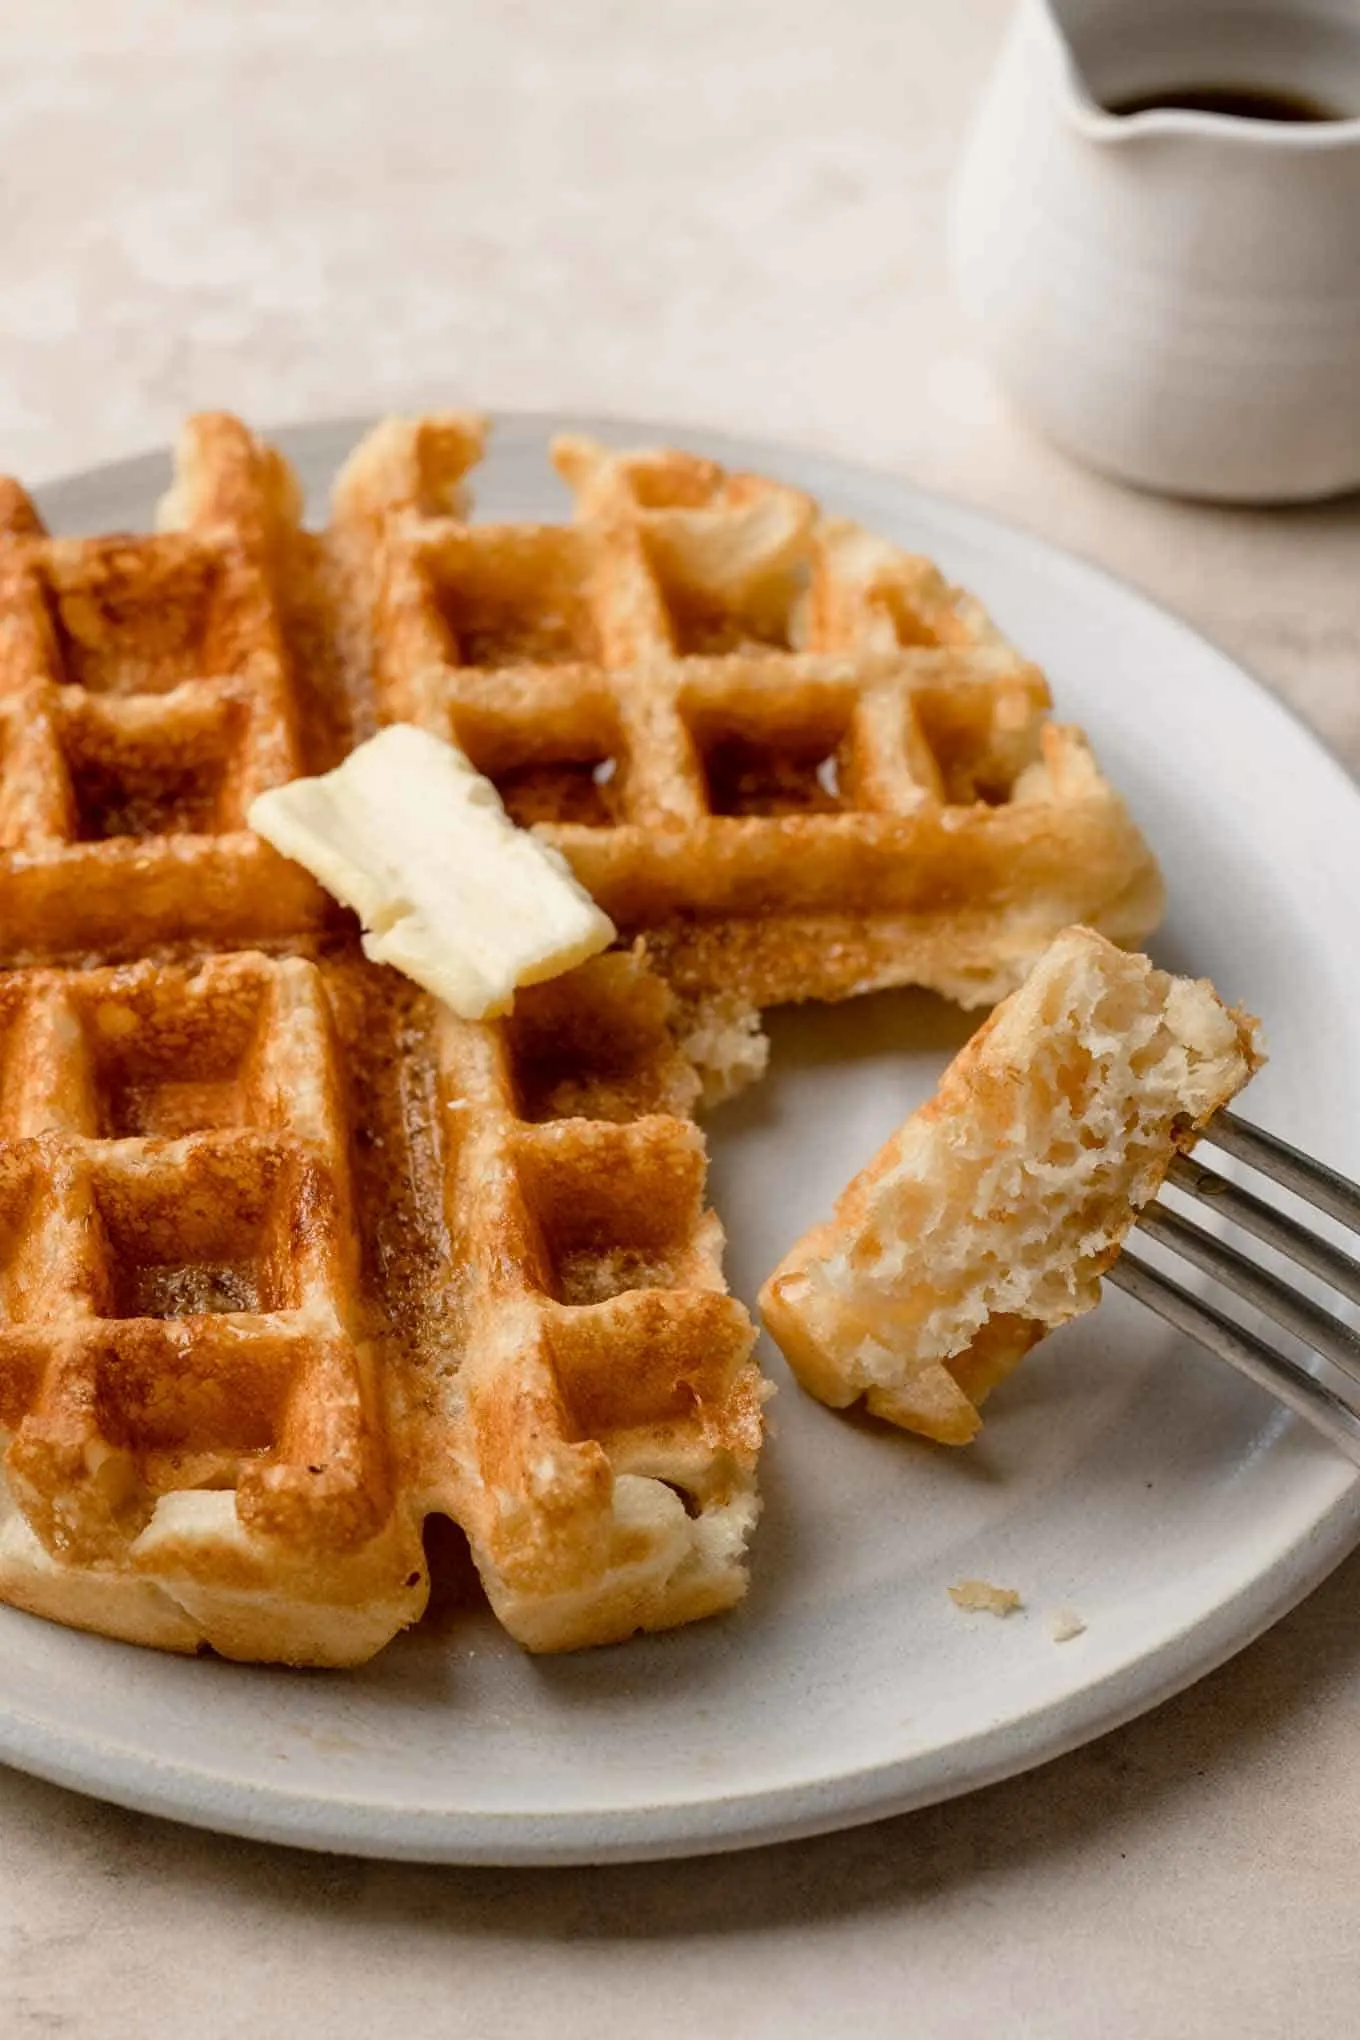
[759, 927, 1262, 1444]
[334, 418, 1164, 1012]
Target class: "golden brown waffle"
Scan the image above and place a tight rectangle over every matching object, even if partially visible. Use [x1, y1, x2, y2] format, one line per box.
[0, 416, 337, 968]
[335, 419, 1164, 1010]
[0, 408, 1167, 1666]
[0, 417, 764, 1663]
[0, 943, 762, 1662]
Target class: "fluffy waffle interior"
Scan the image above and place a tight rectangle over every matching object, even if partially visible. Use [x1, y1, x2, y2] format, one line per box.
[760, 928, 1262, 1445]
[334, 418, 1164, 1010]
[0, 416, 764, 1664]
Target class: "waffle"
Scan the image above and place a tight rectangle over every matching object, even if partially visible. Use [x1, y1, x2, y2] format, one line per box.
[760, 928, 1262, 1444]
[0, 416, 334, 968]
[0, 417, 764, 1663]
[333, 418, 1164, 1010]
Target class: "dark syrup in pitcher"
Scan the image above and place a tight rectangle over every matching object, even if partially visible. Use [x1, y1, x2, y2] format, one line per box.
[1109, 82, 1346, 122]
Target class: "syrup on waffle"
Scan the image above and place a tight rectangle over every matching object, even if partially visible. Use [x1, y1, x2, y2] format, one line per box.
[334, 418, 1164, 1010]
[0, 418, 764, 1663]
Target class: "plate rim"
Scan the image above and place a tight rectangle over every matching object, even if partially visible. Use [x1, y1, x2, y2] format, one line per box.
[5, 407, 1357, 1865]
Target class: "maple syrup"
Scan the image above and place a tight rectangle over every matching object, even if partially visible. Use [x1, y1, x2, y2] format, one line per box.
[1109, 82, 1345, 122]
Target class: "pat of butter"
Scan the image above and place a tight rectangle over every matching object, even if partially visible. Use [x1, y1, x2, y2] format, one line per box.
[248, 724, 615, 1019]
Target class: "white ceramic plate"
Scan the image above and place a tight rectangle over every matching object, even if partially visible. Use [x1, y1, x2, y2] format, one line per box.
[2, 415, 1357, 1865]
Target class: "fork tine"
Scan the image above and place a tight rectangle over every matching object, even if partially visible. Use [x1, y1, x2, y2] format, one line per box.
[1107, 1249, 1360, 1465]
[1166, 1153, 1360, 1308]
[1137, 1200, 1360, 1378]
[1209, 1109, 1360, 1234]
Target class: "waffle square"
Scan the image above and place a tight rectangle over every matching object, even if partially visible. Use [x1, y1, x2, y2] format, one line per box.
[0, 417, 334, 967]
[0, 945, 762, 1662]
[334, 419, 1164, 1010]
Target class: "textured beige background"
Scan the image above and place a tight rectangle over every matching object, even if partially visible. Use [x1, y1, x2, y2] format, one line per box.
[3, 2, 1360, 2034]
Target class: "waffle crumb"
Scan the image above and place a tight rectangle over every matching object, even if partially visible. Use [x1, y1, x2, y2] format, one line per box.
[1048, 1608, 1087, 1643]
[948, 1579, 1022, 1617]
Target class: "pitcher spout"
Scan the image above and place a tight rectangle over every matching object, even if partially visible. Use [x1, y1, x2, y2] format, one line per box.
[1031, 0, 1131, 133]
[1032, 0, 1360, 145]
[1030, 0, 1219, 145]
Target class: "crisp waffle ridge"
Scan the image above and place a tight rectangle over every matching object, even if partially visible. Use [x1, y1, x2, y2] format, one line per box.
[334, 418, 1164, 1009]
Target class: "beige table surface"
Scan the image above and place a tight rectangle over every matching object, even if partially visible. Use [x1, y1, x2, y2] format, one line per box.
[4, 3, 1360, 2034]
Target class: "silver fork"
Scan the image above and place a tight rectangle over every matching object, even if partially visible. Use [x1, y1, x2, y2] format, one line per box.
[1106, 1111, 1360, 1463]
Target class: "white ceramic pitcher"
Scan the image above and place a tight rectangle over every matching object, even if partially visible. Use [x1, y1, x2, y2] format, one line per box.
[947, 0, 1360, 501]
